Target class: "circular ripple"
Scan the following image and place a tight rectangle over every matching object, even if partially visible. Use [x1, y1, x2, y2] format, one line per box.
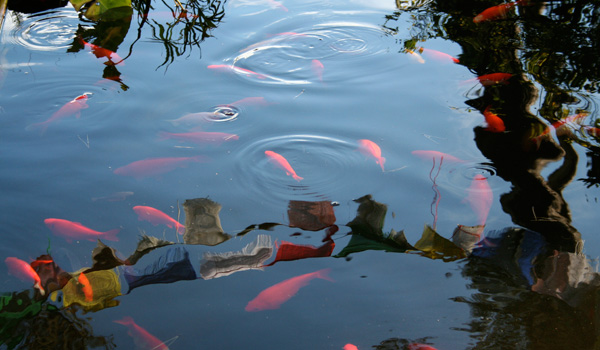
[208, 106, 241, 122]
[227, 21, 389, 84]
[6, 9, 80, 51]
[233, 134, 367, 205]
[443, 162, 503, 194]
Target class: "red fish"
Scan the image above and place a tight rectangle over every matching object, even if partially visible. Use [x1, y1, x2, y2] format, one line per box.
[464, 174, 493, 226]
[114, 316, 169, 350]
[411, 150, 466, 163]
[78, 37, 124, 65]
[264, 240, 335, 266]
[78, 272, 93, 302]
[535, 112, 588, 140]
[473, 0, 527, 23]
[419, 47, 459, 63]
[207, 64, 267, 79]
[357, 139, 386, 171]
[26, 93, 90, 134]
[476, 72, 513, 86]
[158, 131, 239, 145]
[113, 156, 208, 179]
[245, 268, 333, 311]
[585, 126, 600, 137]
[407, 344, 439, 350]
[483, 106, 506, 132]
[343, 344, 359, 350]
[311, 59, 324, 82]
[44, 218, 120, 243]
[265, 150, 303, 181]
[5, 257, 45, 295]
[133, 205, 185, 235]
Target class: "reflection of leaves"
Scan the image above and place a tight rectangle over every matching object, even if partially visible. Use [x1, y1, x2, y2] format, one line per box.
[236, 222, 282, 237]
[414, 225, 466, 261]
[125, 235, 175, 266]
[71, 0, 132, 21]
[288, 200, 336, 231]
[335, 230, 414, 258]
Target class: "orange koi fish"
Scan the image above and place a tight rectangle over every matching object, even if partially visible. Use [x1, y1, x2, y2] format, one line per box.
[585, 126, 600, 137]
[411, 150, 466, 163]
[406, 49, 425, 64]
[133, 205, 185, 235]
[473, 0, 527, 23]
[535, 112, 588, 140]
[26, 93, 91, 134]
[158, 131, 239, 145]
[311, 59, 324, 82]
[44, 218, 120, 243]
[114, 316, 169, 350]
[407, 344, 439, 350]
[207, 64, 267, 79]
[265, 150, 304, 181]
[483, 106, 506, 132]
[418, 47, 459, 63]
[344, 344, 359, 350]
[113, 156, 208, 179]
[245, 268, 333, 311]
[264, 240, 335, 266]
[357, 139, 386, 171]
[78, 37, 124, 65]
[476, 72, 512, 86]
[5, 257, 45, 295]
[464, 174, 493, 226]
[78, 272, 93, 302]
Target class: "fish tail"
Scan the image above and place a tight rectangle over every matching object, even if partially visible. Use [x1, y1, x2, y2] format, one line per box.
[35, 282, 46, 296]
[114, 316, 134, 325]
[103, 229, 120, 242]
[293, 174, 304, 182]
[315, 268, 334, 282]
[25, 122, 48, 135]
[379, 157, 386, 171]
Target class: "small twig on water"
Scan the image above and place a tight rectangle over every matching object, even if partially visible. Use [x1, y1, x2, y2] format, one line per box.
[293, 89, 305, 99]
[77, 134, 90, 148]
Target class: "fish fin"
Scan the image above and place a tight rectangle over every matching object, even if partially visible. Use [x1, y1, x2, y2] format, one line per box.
[114, 316, 134, 325]
[25, 122, 49, 135]
[316, 268, 334, 282]
[293, 174, 303, 182]
[103, 229, 120, 242]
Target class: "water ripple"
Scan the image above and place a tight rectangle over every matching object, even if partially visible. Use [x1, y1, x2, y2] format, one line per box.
[6, 9, 79, 51]
[233, 134, 367, 205]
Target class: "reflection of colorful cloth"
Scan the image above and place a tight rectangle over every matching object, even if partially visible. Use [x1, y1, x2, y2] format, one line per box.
[288, 200, 336, 231]
[124, 247, 197, 293]
[61, 269, 121, 312]
[200, 235, 273, 279]
[471, 228, 547, 286]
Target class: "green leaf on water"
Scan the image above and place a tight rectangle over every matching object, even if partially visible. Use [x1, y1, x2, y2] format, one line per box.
[413, 224, 467, 261]
[70, 0, 132, 21]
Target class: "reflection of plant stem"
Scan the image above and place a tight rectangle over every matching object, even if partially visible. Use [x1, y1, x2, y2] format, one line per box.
[429, 156, 443, 230]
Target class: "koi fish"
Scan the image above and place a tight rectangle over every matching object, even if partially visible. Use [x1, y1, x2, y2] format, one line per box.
[476, 72, 513, 86]
[343, 344, 359, 350]
[473, 0, 527, 23]
[245, 268, 333, 311]
[78, 272, 93, 302]
[418, 47, 459, 63]
[483, 106, 506, 132]
[44, 218, 120, 243]
[311, 59, 324, 82]
[114, 316, 169, 350]
[5, 257, 45, 295]
[158, 131, 239, 145]
[264, 240, 335, 266]
[207, 64, 267, 79]
[133, 205, 185, 235]
[113, 156, 208, 179]
[585, 126, 600, 137]
[167, 111, 224, 126]
[26, 93, 91, 134]
[357, 139, 386, 171]
[464, 174, 493, 226]
[406, 49, 425, 64]
[534, 112, 588, 141]
[78, 37, 124, 65]
[411, 150, 466, 163]
[265, 150, 303, 181]
[407, 344, 439, 350]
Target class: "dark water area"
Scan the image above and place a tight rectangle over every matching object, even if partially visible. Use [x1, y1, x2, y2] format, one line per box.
[1, 0, 600, 349]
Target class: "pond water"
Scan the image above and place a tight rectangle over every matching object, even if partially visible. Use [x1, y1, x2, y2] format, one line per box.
[1, 0, 600, 349]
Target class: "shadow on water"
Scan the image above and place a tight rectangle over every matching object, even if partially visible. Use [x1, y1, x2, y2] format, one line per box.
[3, 0, 600, 348]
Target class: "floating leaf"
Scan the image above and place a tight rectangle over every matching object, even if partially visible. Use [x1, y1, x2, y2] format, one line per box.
[413, 224, 466, 261]
[70, 0, 132, 21]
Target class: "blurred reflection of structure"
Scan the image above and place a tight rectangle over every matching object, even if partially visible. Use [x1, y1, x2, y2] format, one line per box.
[183, 197, 231, 245]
